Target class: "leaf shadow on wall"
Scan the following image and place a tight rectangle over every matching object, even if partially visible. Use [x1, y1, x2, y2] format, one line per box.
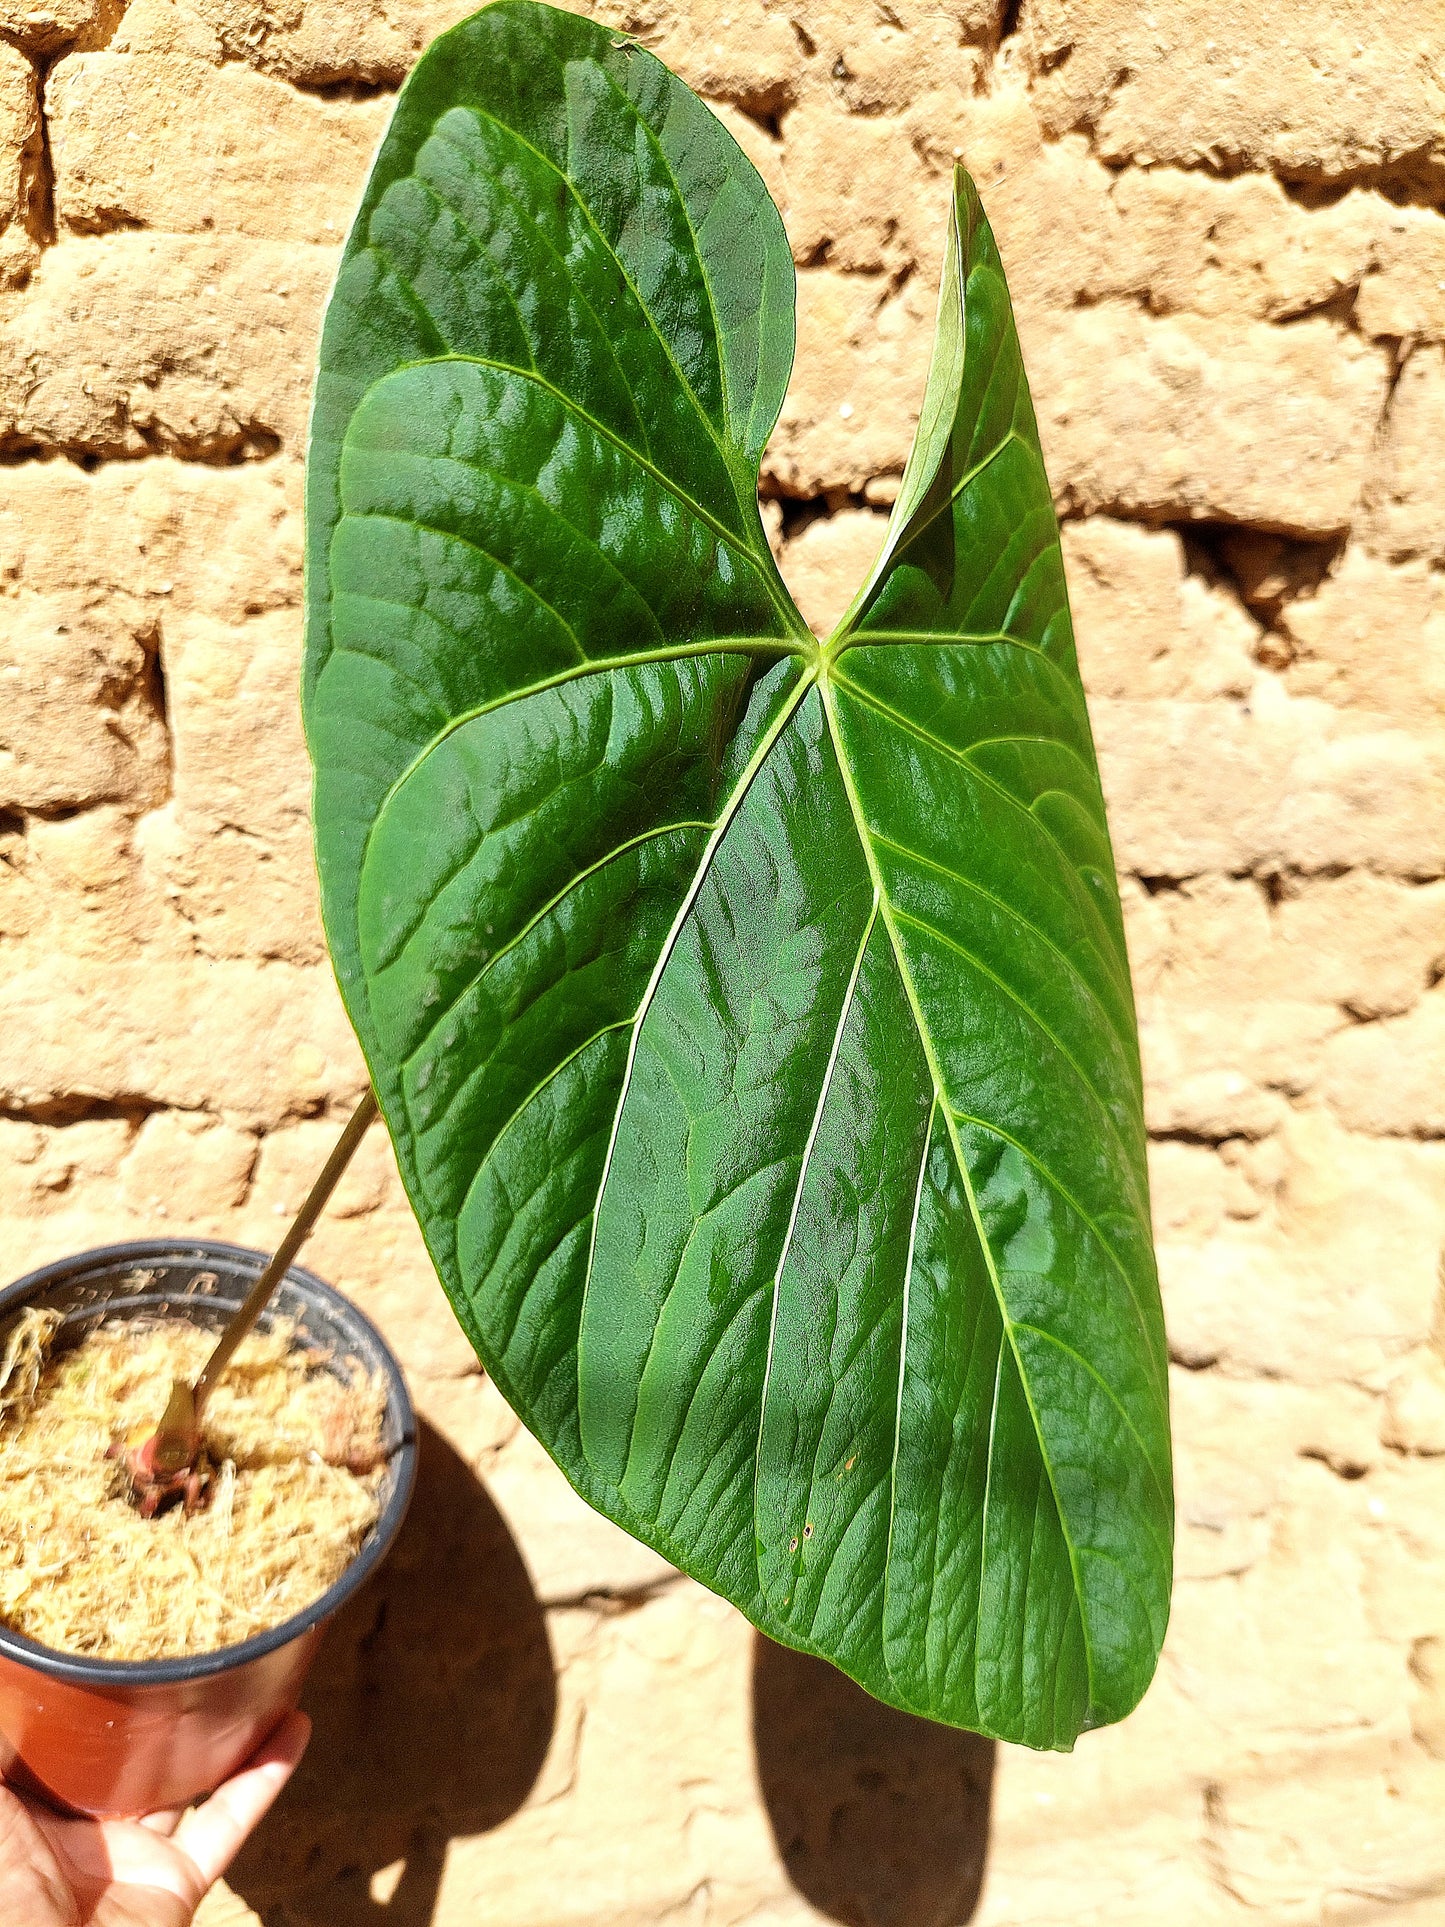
[753, 1636, 995, 1927]
[228, 1418, 555, 1927]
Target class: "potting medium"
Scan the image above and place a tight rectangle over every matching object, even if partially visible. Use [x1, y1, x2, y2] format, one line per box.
[0, 1309, 388, 1663]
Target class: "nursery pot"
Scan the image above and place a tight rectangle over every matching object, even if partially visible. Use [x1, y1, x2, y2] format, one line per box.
[0, 1238, 417, 1817]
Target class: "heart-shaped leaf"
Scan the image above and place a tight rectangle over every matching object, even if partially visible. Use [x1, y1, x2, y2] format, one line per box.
[305, 0, 1172, 1749]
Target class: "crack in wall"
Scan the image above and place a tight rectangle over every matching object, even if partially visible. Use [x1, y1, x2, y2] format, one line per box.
[540, 1572, 686, 1615]
[260, 69, 399, 103]
[0, 428, 284, 468]
[18, 50, 55, 256]
[1028, 78, 1445, 221]
[137, 617, 173, 808]
[0, 1092, 171, 1128]
[1167, 518, 1345, 659]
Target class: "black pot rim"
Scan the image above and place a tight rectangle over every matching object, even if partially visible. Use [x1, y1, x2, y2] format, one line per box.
[0, 1236, 418, 1688]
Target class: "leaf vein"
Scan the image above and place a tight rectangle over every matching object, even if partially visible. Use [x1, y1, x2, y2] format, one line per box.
[818, 672, 1098, 1705]
[755, 892, 880, 1594]
[882, 1091, 934, 1692]
[948, 1112, 1166, 1398]
[1010, 1322, 1173, 1534]
[867, 827, 1138, 1067]
[395, 819, 712, 1070]
[453, 1019, 633, 1227]
[832, 672, 1130, 986]
[347, 511, 593, 662]
[890, 903, 1148, 1213]
[466, 97, 727, 466]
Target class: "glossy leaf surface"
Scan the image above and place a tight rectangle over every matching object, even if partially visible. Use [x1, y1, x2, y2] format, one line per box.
[305, 0, 1172, 1749]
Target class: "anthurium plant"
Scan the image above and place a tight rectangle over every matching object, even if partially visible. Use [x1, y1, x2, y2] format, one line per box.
[303, 0, 1172, 1750]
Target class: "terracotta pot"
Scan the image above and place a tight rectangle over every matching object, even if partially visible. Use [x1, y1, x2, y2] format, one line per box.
[0, 1238, 417, 1817]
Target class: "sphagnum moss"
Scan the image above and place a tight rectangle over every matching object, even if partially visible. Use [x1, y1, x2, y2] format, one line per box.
[0, 1310, 387, 1662]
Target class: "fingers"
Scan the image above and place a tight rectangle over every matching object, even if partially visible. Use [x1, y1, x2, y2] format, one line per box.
[170, 1711, 311, 1894]
[137, 1807, 183, 1837]
[242, 1710, 312, 1781]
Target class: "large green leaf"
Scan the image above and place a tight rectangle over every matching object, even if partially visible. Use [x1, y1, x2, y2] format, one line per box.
[304, 0, 1172, 1750]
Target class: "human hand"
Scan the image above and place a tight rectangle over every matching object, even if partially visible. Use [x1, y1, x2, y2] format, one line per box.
[0, 1710, 309, 1927]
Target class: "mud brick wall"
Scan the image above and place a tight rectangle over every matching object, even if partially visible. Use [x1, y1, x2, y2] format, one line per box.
[0, 2, 1442, 1922]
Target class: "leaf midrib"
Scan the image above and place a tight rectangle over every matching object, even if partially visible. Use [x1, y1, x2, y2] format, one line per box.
[865, 825, 1139, 1073]
[889, 901, 1150, 1215]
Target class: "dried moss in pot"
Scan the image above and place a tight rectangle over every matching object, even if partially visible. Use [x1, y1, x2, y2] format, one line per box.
[0, 1306, 388, 1663]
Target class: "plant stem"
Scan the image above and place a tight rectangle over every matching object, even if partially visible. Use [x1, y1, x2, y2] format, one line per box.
[144, 1088, 379, 1475]
[194, 1086, 380, 1412]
